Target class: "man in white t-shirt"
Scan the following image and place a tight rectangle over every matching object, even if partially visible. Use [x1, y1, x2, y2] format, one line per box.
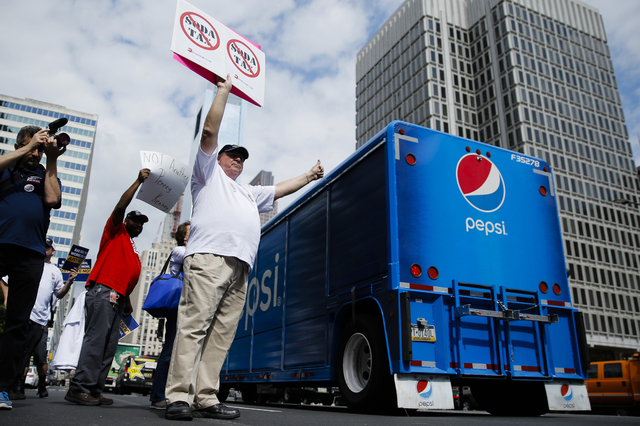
[8, 237, 76, 400]
[165, 75, 324, 421]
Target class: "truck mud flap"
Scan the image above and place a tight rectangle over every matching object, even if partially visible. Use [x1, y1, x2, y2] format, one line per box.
[394, 374, 454, 410]
[545, 380, 591, 411]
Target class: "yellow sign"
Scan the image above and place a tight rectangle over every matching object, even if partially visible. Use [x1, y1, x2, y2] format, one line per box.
[128, 359, 144, 380]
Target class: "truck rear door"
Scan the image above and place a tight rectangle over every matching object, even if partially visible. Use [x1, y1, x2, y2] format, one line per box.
[390, 122, 583, 380]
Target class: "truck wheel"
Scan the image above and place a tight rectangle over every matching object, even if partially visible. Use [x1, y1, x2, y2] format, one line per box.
[337, 315, 395, 413]
[283, 387, 295, 403]
[241, 384, 258, 404]
[471, 381, 547, 416]
[217, 384, 230, 402]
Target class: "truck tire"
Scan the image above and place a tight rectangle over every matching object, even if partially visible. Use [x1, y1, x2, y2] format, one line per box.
[283, 387, 295, 403]
[241, 384, 258, 404]
[471, 381, 548, 416]
[337, 315, 396, 413]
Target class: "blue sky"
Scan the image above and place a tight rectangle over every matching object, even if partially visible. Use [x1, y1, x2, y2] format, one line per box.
[0, 0, 639, 266]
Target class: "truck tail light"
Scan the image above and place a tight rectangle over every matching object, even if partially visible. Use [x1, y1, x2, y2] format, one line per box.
[411, 264, 422, 278]
[427, 266, 439, 280]
[539, 281, 548, 294]
[539, 186, 547, 196]
[553, 283, 561, 295]
[406, 153, 416, 165]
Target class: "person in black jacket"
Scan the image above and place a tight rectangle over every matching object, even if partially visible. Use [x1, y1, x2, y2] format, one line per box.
[0, 125, 65, 409]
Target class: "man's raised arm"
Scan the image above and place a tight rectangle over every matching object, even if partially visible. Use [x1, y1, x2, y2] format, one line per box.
[200, 74, 233, 155]
[42, 133, 67, 207]
[0, 129, 47, 173]
[111, 168, 150, 227]
[274, 160, 324, 200]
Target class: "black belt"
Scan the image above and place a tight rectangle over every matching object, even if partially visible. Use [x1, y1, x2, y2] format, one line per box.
[29, 320, 45, 330]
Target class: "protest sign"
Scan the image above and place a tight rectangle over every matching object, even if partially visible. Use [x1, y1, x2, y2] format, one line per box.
[59, 244, 89, 271]
[137, 151, 190, 214]
[119, 315, 139, 340]
[58, 258, 92, 282]
[170, 0, 266, 107]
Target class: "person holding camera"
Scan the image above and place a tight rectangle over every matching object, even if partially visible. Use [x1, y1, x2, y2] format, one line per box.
[9, 238, 77, 400]
[65, 169, 150, 407]
[0, 125, 65, 410]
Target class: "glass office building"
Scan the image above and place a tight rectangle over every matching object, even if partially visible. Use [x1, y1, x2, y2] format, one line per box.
[356, 0, 639, 359]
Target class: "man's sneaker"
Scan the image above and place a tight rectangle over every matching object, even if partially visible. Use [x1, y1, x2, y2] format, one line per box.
[95, 394, 113, 405]
[8, 390, 25, 400]
[150, 399, 167, 410]
[165, 401, 193, 420]
[64, 389, 101, 406]
[38, 389, 49, 398]
[193, 403, 240, 419]
[0, 392, 12, 409]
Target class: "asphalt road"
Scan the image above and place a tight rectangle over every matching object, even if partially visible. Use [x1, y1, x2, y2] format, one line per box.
[2, 386, 638, 426]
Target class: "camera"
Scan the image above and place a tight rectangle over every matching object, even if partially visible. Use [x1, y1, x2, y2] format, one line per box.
[47, 117, 71, 147]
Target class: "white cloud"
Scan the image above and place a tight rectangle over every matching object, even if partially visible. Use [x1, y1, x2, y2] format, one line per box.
[0, 0, 405, 265]
[2, 0, 640, 271]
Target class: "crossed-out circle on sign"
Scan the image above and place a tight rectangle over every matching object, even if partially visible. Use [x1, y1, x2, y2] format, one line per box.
[180, 11, 220, 51]
[227, 39, 261, 78]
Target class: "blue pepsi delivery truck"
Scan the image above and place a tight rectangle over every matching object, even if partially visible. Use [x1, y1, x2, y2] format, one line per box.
[218, 121, 591, 415]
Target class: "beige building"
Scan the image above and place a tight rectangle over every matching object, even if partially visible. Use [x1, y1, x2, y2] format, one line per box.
[250, 170, 278, 226]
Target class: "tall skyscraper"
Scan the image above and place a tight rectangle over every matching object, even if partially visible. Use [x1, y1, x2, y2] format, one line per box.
[0, 94, 97, 262]
[356, 0, 639, 359]
[181, 85, 248, 222]
[250, 170, 278, 226]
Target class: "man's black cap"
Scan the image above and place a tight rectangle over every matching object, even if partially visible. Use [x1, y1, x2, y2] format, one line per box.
[219, 144, 249, 160]
[126, 210, 149, 223]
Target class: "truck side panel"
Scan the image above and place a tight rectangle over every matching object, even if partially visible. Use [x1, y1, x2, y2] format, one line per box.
[225, 142, 390, 378]
[285, 194, 328, 368]
[329, 145, 388, 291]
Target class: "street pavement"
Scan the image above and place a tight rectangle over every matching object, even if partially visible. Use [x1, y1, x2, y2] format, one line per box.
[2, 385, 640, 426]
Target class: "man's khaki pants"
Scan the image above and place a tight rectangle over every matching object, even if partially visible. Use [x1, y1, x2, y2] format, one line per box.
[165, 253, 248, 409]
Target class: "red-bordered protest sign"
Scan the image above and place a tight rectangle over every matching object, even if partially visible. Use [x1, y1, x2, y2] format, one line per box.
[171, 0, 266, 107]
[227, 39, 261, 78]
[180, 11, 220, 50]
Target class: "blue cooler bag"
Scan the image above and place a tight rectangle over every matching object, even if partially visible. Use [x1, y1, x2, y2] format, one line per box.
[142, 257, 183, 318]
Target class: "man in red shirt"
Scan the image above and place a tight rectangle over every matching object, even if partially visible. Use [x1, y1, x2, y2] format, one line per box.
[65, 168, 150, 406]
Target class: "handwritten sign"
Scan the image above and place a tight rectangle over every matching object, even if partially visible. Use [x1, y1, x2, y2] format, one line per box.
[138, 151, 190, 214]
[170, 0, 266, 107]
